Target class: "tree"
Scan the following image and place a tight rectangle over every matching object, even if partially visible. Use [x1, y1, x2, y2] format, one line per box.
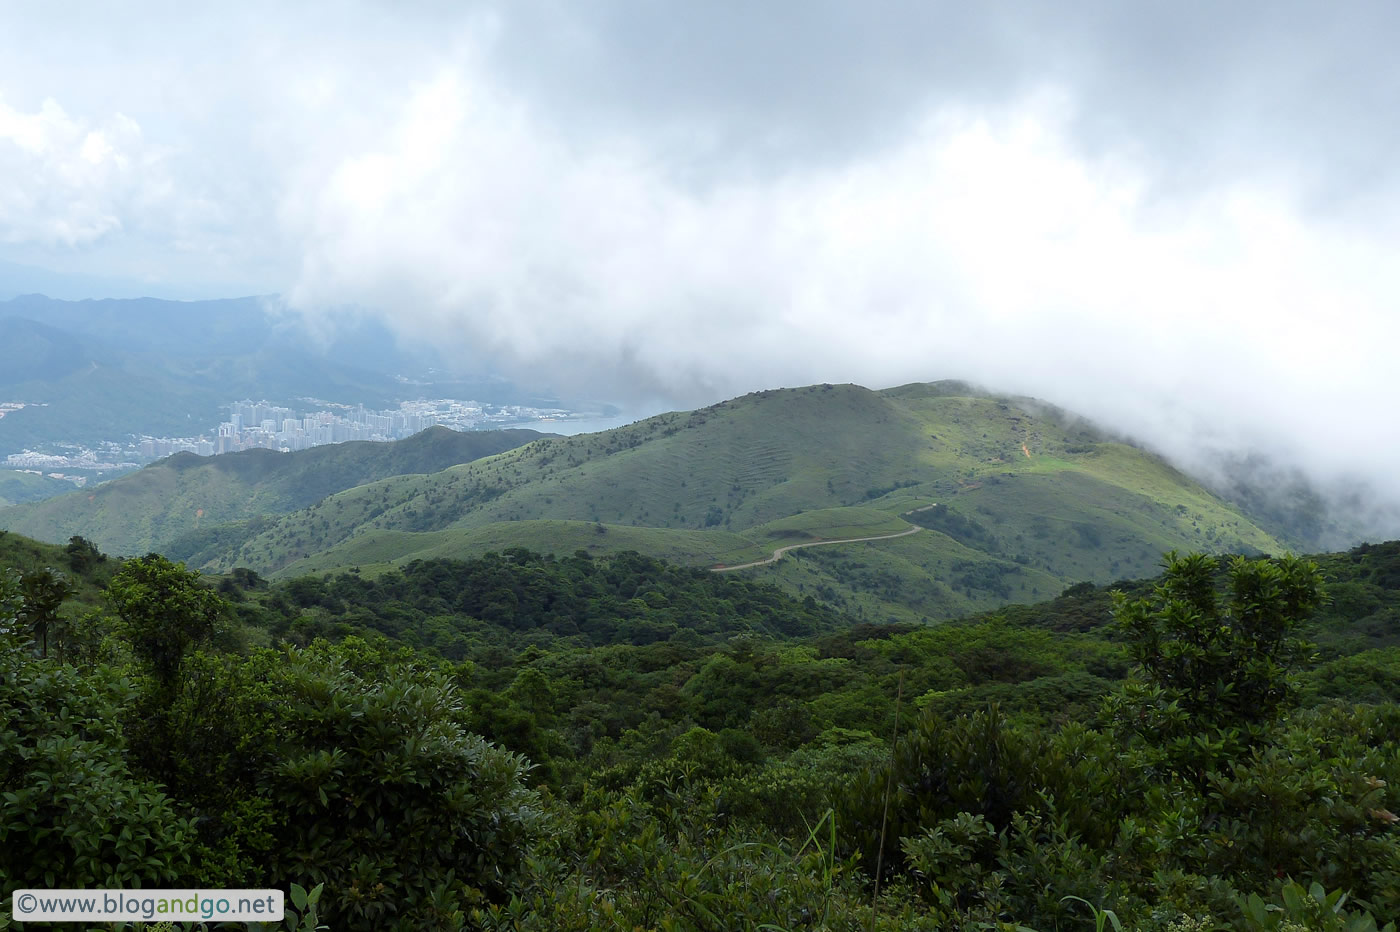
[108, 554, 228, 688]
[18, 567, 72, 658]
[1113, 551, 1324, 732]
[0, 569, 195, 890]
[65, 535, 104, 573]
[260, 641, 543, 929]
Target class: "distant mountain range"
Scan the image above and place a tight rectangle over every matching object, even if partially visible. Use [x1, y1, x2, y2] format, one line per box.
[2, 380, 1308, 624]
[0, 294, 549, 455]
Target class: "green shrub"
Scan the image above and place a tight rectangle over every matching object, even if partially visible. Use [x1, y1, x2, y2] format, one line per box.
[0, 643, 194, 888]
[257, 640, 544, 930]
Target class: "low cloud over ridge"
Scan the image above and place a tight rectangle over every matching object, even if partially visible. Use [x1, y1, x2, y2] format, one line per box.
[3, 2, 1398, 536]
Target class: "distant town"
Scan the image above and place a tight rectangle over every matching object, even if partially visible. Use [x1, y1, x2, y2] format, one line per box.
[169, 397, 579, 457]
[2, 397, 595, 487]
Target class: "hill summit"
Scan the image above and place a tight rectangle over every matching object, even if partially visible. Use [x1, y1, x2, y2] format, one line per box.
[154, 381, 1286, 623]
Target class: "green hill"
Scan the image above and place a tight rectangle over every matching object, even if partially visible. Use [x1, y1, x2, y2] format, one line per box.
[0, 427, 548, 556]
[184, 382, 1286, 622]
[0, 470, 77, 507]
[0, 529, 116, 621]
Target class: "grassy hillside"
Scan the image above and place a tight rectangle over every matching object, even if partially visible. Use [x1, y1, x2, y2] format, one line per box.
[0, 470, 77, 507]
[0, 427, 547, 556]
[183, 382, 1285, 622]
[0, 529, 115, 620]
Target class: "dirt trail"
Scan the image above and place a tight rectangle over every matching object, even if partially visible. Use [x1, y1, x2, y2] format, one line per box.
[710, 504, 933, 572]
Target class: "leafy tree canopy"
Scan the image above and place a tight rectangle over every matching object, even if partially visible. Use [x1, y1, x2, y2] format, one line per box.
[107, 553, 228, 686]
[1113, 551, 1325, 730]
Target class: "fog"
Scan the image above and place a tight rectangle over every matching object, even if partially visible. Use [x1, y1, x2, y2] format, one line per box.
[3, 2, 1398, 537]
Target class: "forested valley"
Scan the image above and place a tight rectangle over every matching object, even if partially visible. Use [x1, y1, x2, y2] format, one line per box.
[2, 531, 1398, 931]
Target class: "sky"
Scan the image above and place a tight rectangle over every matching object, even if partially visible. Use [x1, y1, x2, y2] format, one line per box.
[2, 1, 1398, 533]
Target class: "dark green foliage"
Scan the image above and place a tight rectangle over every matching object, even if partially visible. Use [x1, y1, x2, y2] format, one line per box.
[951, 557, 1021, 598]
[922, 669, 1117, 724]
[1114, 551, 1324, 730]
[0, 662, 196, 890]
[165, 515, 278, 568]
[108, 554, 228, 686]
[1239, 880, 1398, 931]
[64, 533, 105, 573]
[470, 779, 984, 932]
[845, 705, 1046, 879]
[5, 533, 1400, 930]
[0, 573, 194, 889]
[908, 502, 1000, 550]
[17, 565, 72, 657]
[1306, 648, 1400, 704]
[1197, 704, 1400, 899]
[256, 641, 544, 929]
[231, 565, 268, 589]
[267, 549, 847, 655]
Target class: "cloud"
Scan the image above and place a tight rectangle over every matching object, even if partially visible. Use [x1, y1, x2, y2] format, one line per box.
[0, 95, 161, 247]
[3, 2, 1399, 534]
[280, 62, 1399, 507]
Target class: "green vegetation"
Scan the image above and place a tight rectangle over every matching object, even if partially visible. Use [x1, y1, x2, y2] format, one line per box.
[33, 381, 1286, 625]
[746, 505, 915, 545]
[247, 548, 852, 657]
[0, 426, 546, 556]
[1, 545, 543, 931]
[0, 469, 77, 507]
[4, 528, 1400, 930]
[269, 519, 770, 579]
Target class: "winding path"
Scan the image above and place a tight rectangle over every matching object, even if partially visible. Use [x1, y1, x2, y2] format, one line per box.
[710, 504, 935, 572]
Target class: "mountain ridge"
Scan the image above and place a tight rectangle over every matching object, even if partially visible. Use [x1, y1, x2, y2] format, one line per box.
[0, 426, 550, 555]
[3, 379, 1299, 623]
[193, 381, 1288, 622]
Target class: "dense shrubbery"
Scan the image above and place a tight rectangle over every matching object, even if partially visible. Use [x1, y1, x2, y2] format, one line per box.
[3, 541, 1400, 930]
[257, 549, 847, 656]
[1, 560, 545, 931]
[1, 570, 195, 890]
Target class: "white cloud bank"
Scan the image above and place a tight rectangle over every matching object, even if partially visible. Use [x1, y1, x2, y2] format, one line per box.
[0, 95, 164, 247]
[280, 66, 1400, 534]
[2, 3, 1397, 536]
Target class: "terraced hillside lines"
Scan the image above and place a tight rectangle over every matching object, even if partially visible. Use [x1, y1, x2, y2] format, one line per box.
[730, 438, 794, 493]
[0, 427, 547, 556]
